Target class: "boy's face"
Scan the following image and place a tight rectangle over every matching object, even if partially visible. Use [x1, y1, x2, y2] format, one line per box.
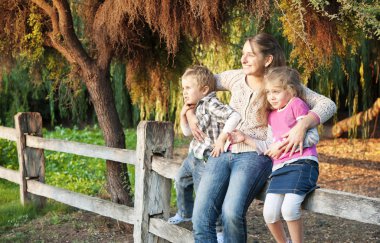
[182, 77, 208, 105]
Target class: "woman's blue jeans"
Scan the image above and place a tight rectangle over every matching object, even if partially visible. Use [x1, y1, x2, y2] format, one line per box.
[192, 151, 272, 243]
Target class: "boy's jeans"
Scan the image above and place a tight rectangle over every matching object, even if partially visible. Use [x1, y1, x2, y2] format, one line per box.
[192, 151, 272, 243]
[175, 152, 206, 218]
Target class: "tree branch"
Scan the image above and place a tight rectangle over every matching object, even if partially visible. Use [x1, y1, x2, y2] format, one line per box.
[44, 34, 76, 64]
[31, 0, 59, 33]
[32, 0, 77, 63]
[32, 0, 93, 69]
[52, 0, 92, 68]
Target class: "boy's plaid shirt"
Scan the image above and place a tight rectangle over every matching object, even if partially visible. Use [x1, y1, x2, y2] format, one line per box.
[189, 92, 236, 159]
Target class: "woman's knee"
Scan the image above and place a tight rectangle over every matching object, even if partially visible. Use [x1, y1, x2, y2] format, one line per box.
[222, 203, 243, 226]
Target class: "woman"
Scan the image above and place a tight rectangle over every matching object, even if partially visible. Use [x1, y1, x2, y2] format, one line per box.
[189, 33, 336, 243]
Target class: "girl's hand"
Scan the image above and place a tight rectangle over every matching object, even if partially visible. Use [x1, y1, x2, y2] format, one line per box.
[186, 109, 206, 142]
[264, 141, 285, 159]
[279, 121, 307, 156]
[228, 129, 245, 144]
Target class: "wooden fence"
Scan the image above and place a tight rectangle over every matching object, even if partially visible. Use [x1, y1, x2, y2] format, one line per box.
[0, 112, 379, 243]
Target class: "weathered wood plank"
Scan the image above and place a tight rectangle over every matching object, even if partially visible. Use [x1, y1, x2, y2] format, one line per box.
[27, 180, 135, 224]
[0, 166, 20, 184]
[0, 126, 17, 141]
[304, 188, 380, 225]
[152, 157, 182, 180]
[26, 135, 136, 164]
[134, 121, 174, 243]
[149, 218, 194, 243]
[15, 112, 45, 207]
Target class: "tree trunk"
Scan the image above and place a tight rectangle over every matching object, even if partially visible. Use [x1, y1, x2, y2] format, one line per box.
[332, 98, 380, 138]
[83, 66, 133, 206]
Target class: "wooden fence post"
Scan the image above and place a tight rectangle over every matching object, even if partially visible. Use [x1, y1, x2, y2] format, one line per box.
[134, 121, 174, 243]
[14, 112, 45, 207]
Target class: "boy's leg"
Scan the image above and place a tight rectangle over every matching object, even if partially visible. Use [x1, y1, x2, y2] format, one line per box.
[263, 193, 287, 243]
[174, 153, 197, 219]
[192, 157, 206, 193]
[282, 193, 306, 243]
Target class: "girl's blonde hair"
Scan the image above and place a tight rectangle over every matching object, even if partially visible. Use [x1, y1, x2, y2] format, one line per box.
[182, 65, 216, 92]
[258, 66, 305, 125]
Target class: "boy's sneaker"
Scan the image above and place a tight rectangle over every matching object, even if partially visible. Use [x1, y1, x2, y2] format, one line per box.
[217, 231, 224, 243]
[167, 213, 191, 224]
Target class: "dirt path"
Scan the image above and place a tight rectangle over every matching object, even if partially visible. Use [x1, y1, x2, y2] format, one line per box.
[1, 139, 380, 242]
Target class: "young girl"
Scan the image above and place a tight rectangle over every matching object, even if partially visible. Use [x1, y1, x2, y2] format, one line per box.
[229, 66, 320, 243]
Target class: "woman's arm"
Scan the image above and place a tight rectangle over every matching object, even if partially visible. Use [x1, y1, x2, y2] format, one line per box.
[214, 69, 245, 91]
[280, 88, 336, 155]
[185, 109, 206, 141]
[180, 104, 194, 136]
[303, 86, 337, 124]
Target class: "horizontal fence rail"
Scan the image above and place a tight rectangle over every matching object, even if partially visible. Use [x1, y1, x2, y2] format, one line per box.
[27, 180, 135, 224]
[304, 188, 380, 225]
[0, 166, 20, 184]
[149, 218, 194, 243]
[0, 126, 17, 141]
[26, 135, 136, 164]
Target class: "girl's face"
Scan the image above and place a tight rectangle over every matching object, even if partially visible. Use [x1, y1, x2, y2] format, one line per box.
[265, 81, 294, 110]
[182, 77, 208, 105]
[241, 41, 268, 76]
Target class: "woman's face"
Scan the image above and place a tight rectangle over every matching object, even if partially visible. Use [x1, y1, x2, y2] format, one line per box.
[241, 40, 267, 76]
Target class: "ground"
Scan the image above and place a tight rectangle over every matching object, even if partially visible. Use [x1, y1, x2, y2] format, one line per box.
[1, 138, 380, 242]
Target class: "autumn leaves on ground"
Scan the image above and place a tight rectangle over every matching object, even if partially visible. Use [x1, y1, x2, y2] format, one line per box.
[2, 138, 379, 243]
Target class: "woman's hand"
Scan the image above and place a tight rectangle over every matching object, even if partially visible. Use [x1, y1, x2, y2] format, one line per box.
[186, 108, 206, 142]
[279, 120, 307, 156]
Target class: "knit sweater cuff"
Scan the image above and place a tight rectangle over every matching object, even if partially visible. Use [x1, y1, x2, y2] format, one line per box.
[231, 142, 257, 153]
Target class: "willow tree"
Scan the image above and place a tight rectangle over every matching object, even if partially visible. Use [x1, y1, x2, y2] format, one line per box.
[0, 0, 235, 206]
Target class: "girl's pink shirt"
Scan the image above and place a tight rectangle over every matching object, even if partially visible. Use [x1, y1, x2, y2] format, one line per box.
[268, 97, 318, 166]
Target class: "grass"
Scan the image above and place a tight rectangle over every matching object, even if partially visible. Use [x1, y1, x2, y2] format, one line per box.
[0, 180, 73, 236]
[0, 126, 190, 235]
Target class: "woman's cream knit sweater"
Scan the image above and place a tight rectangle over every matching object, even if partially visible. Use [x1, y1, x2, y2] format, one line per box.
[215, 69, 337, 153]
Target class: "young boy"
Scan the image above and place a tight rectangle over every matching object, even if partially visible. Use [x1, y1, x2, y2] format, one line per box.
[168, 66, 240, 240]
